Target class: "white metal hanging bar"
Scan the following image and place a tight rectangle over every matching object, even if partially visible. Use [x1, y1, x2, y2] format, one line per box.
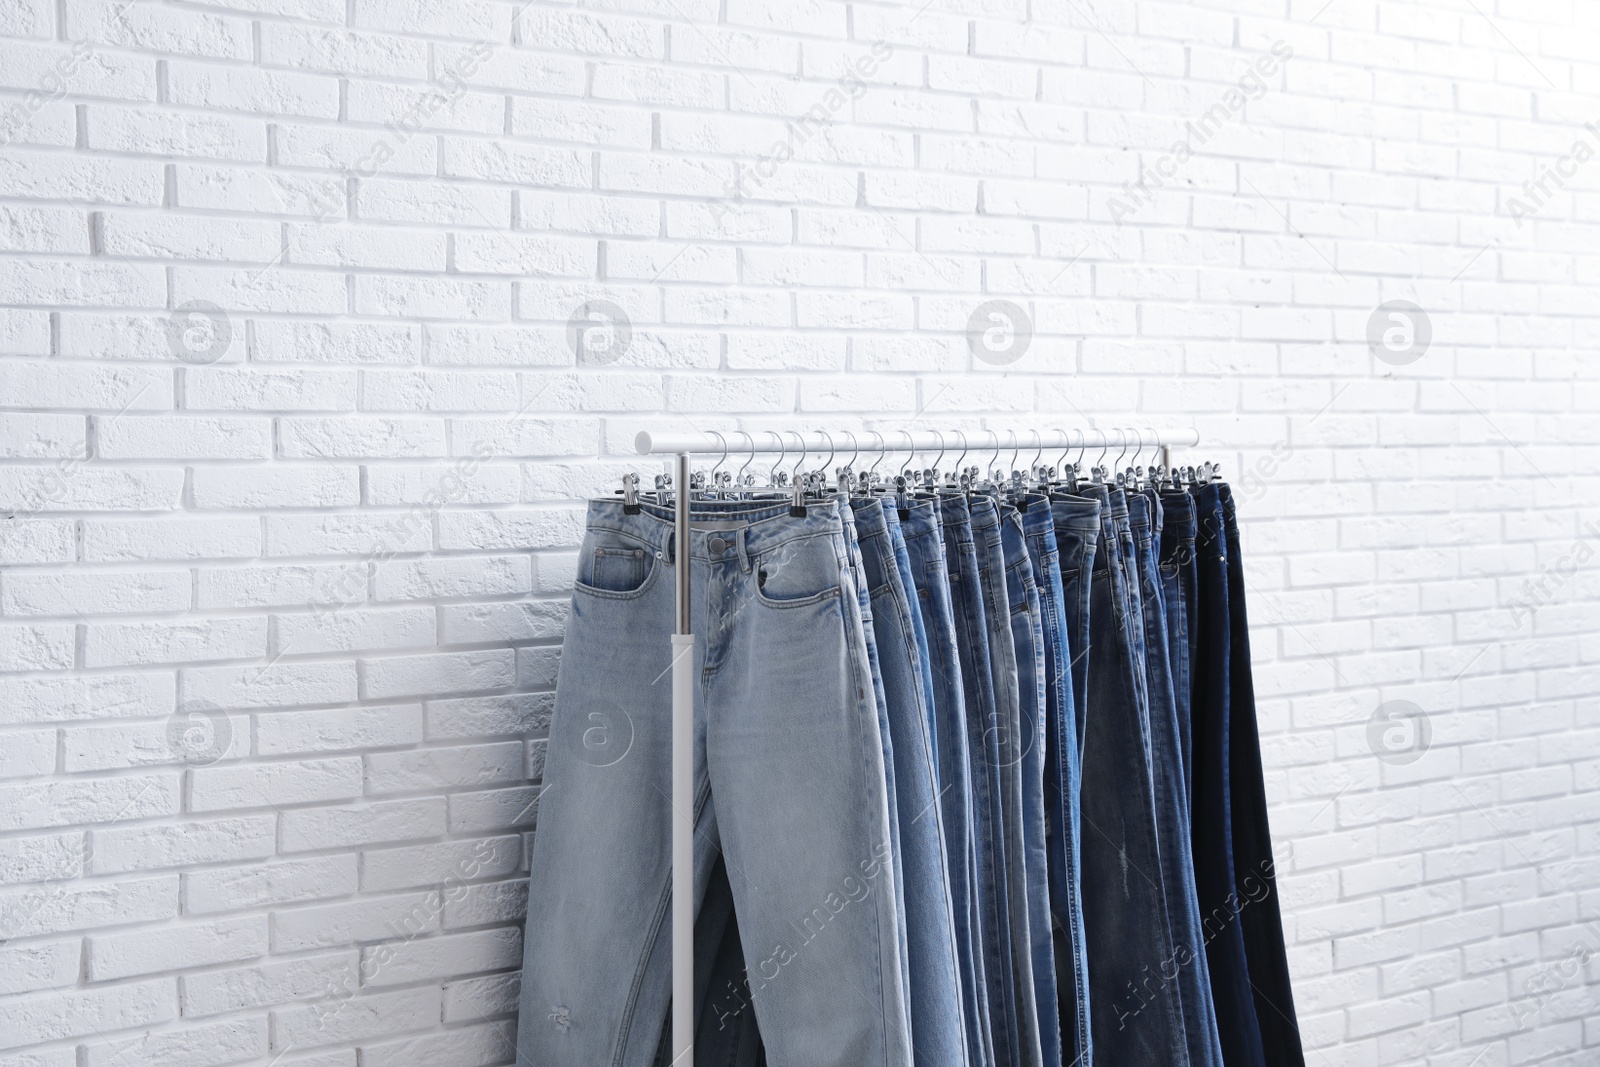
[644, 423, 1200, 1067]
[636, 426, 1200, 457]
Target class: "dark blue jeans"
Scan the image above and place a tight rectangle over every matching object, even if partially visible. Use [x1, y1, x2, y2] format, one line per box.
[942, 494, 1018, 1067]
[1048, 493, 1102, 1066]
[1022, 498, 1089, 1067]
[903, 500, 994, 1065]
[1220, 486, 1306, 1065]
[1003, 505, 1062, 1067]
[1074, 485, 1192, 1066]
[1130, 492, 1224, 1067]
[1159, 488, 1199, 800]
[1190, 484, 1267, 1067]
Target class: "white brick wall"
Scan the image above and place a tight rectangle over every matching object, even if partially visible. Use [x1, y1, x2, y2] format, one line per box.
[0, 0, 1597, 1063]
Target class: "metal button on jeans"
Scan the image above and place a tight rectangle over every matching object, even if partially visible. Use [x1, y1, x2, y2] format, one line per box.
[709, 536, 728, 554]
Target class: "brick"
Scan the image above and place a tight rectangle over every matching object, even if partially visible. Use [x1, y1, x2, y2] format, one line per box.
[0, 978, 175, 1048]
[360, 650, 516, 699]
[80, 1017, 267, 1067]
[179, 951, 355, 1014]
[271, 892, 440, 953]
[258, 704, 424, 756]
[278, 796, 443, 852]
[87, 914, 267, 979]
[183, 855, 357, 915]
[190, 757, 362, 811]
[88, 815, 275, 873]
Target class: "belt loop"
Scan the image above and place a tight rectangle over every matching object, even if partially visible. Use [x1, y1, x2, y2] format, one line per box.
[736, 526, 751, 574]
[665, 530, 676, 566]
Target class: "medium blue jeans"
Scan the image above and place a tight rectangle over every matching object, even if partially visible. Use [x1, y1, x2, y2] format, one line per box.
[1190, 484, 1267, 1067]
[941, 494, 1019, 1067]
[853, 497, 970, 1067]
[1130, 492, 1224, 1067]
[973, 496, 1044, 1067]
[903, 501, 994, 1066]
[1002, 505, 1063, 1067]
[519, 497, 912, 1067]
[1073, 486, 1191, 1067]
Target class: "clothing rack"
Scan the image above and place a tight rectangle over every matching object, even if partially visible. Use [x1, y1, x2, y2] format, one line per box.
[631, 425, 1201, 1065]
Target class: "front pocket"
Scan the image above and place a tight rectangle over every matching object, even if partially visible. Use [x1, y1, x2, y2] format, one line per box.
[575, 531, 656, 596]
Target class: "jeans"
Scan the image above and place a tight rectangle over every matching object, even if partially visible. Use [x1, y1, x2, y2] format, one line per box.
[1073, 485, 1191, 1067]
[1020, 499, 1089, 1067]
[1130, 493, 1224, 1067]
[1220, 487, 1306, 1065]
[1003, 505, 1063, 1067]
[1047, 493, 1102, 1066]
[1189, 484, 1267, 1067]
[941, 494, 1018, 1066]
[1158, 489, 1199, 800]
[518, 496, 912, 1067]
[903, 500, 993, 1065]
[973, 496, 1044, 1067]
[853, 497, 970, 1067]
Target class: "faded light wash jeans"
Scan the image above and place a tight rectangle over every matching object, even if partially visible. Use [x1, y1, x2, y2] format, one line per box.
[517, 497, 912, 1067]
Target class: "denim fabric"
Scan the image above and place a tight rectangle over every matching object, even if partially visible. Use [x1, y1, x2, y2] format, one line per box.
[1130, 494, 1224, 1067]
[1049, 494, 1102, 752]
[1072, 485, 1191, 1067]
[1220, 487, 1306, 1065]
[519, 497, 911, 1066]
[853, 498, 970, 1067]
[941, 494, 1018, 1067]
[1190, 484, 1267, 1067]
[1158, 489, 1199, 800]
[1002, 506, 1063, 1067]
[972, 496, 1043, 1067]
[903, 501, 994, 1065]
[841, 500, 915, 1024]
[1045, 493, 1101, 1066]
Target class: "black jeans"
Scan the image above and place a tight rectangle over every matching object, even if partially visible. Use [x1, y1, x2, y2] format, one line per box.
[1221, 485, 1306, 1066]
[1189, 483, 1267, 1067]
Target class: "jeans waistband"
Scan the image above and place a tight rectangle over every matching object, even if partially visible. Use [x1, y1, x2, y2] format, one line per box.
[937, 492, 974, 540]
[899, 497, 944, 548]
[1127, 492, 1152, 539]
[1159, 489, 1196, 538]
[968, 493, 1002, 537]
[585, 496, 844, 564]
[1048, 493, 1102, 535]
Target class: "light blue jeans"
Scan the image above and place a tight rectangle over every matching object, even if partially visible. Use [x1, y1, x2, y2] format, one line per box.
[903, 500, 994, 1065]
[518, 497, 912, 1067]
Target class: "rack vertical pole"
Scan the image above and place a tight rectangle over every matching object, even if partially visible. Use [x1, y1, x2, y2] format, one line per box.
[670, 451, 694, 1065]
